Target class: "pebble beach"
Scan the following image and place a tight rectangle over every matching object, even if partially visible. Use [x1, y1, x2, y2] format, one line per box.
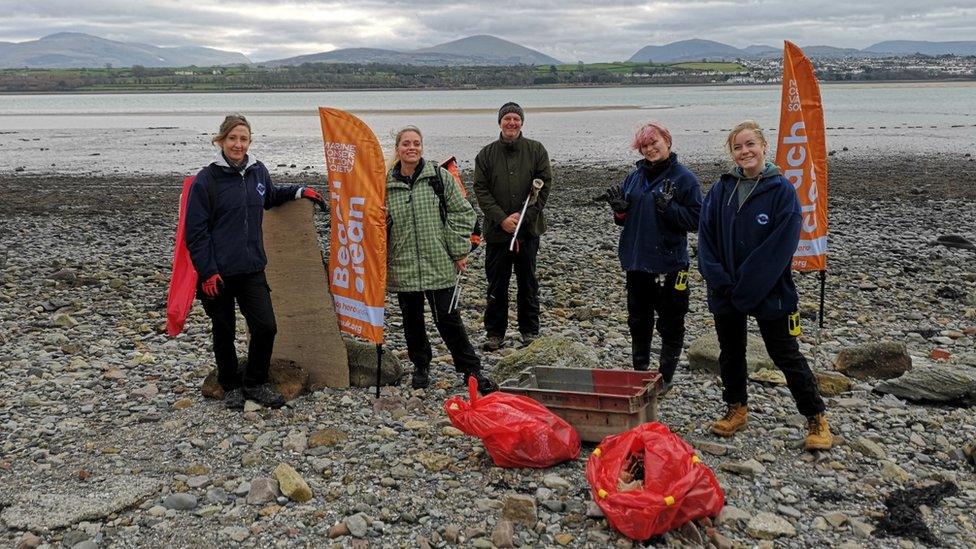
[1, 152, 975, 548]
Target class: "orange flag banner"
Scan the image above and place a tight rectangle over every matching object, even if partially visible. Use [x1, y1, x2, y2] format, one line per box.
[776, 41, 828, 272]
[319, 107, 388, 344]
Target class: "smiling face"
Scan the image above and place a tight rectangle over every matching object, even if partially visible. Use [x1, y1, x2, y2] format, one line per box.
[730, 129, 767, 177]
[219, 124, 251, 165]
[639, 129, 671, 163]
[499, 112, 523, 141]
[396, 130, 423, 167]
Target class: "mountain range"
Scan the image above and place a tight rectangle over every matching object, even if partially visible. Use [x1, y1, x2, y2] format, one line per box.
[0, 32, 250, 69]
[628, 39, 976, 62]
[262, 35, 563, 67]
[1, 33, 975, 69]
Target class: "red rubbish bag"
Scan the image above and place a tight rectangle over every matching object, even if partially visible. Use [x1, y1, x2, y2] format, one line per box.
[165, 176, 198, 338]
[444, 377, 581, 468]
[586, 422, 724, 540]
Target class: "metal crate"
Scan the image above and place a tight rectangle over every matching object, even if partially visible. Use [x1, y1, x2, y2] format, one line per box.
[500, 366, 661, 443]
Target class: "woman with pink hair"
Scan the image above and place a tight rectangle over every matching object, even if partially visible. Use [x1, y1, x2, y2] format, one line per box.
[602, 122, 702, 395]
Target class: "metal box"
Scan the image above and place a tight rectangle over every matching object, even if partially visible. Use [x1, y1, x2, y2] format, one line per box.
[500, 367, 661, 443]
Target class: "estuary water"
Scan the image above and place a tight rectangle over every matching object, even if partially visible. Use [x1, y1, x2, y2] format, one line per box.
[0, 82, 974, 176]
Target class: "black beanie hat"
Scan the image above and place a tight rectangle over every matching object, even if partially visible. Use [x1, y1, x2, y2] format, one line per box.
[498, 102, 524, 123]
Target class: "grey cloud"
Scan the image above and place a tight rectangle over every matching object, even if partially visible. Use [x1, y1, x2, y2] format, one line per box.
[1, 0, 975, 62]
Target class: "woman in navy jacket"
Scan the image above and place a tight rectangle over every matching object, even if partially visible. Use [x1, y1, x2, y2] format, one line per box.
[604, 122, 702, 394]
[184, 114, 326, 410]
[697, 120, 832, 451]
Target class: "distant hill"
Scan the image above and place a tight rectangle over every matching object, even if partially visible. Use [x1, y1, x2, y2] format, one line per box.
[265, 35, 562, 67]
[629, 39, 743, 63]
[865, 40, 976, 56]
[0, 32, 250, 68]
[413, 35, 562, 65]
[628, 39, 976, 62]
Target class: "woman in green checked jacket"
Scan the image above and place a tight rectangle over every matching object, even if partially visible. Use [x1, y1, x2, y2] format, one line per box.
[386, 126, 499, 394]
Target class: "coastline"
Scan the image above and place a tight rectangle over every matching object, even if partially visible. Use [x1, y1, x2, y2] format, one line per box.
[2, 78, 975, 96]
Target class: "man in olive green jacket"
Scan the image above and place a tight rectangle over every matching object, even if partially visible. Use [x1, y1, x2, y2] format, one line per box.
[473, 102, 553, 351]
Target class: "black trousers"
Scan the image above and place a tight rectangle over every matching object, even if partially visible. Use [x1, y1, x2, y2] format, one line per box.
[397, 287, 480, 374]
[626, 270, 689, 373]
[484, 237, 540, 338]
[200, 271, 277, 389]
[714, 312, 825, 417]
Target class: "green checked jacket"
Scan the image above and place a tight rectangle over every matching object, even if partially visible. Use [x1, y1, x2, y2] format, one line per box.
[386, 159, 476, 293]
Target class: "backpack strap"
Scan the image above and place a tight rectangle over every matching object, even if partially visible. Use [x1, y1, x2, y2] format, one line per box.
[429, 167, 449, 225]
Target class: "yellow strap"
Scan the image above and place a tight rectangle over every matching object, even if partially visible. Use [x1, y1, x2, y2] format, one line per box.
[592, 448, 602, 457]
[691, 455, 701, 464]
[664, 495, 675, 506]
[598, 489, 608, 499]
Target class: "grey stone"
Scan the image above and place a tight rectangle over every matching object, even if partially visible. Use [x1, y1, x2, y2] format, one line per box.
[688, 332, 773, 374]
[746, 512, 797, 539]
[246, 477, 280, 505]
[0, 476, 162, 531]
[346, 513, 369, 538]
[493, 336, 599, 382]
[162, 493, 197, 511]
[874, 364, 976, 405]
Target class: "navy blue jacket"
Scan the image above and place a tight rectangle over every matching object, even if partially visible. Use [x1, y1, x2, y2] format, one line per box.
[697, 163, 801, 320]
[617, 154, 702, 273]
[184, 153, 301, 279]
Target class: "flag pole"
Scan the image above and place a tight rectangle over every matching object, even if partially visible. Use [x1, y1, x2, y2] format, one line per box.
[375, 344, 383, 399]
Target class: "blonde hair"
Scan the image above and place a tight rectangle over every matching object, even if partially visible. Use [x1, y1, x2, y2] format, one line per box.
[213, 114, 251, 144]
[725, 120, 767, 155]
[387, 126, 423, 170]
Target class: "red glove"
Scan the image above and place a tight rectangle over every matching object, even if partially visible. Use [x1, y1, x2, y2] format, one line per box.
[301, 187, 327, 211]
[202, 274, 223, 298]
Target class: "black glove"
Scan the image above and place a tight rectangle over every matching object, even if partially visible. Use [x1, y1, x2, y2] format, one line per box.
[654, 179, 674, 212]
[605, 185, 629, 214]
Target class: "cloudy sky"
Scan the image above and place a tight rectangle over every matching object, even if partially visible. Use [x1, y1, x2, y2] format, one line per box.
[1, 1, 975, 62]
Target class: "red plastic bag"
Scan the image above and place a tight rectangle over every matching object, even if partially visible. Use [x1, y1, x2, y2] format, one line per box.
[444, 377, 581, 468]
[586, 422, 724, 540]
[165, 176, 198, 338]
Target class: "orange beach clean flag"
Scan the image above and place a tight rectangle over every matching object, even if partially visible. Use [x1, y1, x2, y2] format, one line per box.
[776, 41, 828, 272]
[319, 108, 388, 344]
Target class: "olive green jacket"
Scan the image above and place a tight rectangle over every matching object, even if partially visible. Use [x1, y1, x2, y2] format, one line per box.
[386, 159, 476, 292]
[473, 133, 553, 244]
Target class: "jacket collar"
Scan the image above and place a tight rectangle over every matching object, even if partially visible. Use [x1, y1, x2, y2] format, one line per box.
[389, 157, 437, 188]
[213, 150, 258, 173]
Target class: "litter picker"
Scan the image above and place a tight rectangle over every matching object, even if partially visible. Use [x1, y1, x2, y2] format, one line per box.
[509, 178, 545, 251]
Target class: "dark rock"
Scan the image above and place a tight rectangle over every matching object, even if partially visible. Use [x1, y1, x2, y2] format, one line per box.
[201, 359, 308, 401]
[345, 338, 402, 387]
[932, 234, 976, 251]
[834, 342, 911, 380]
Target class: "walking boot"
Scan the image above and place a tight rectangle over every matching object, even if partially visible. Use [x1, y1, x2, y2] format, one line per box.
[411, 365, 430, 390]
[632, 339, 651, 371]
[804, 413, 834, 451]
[656, 345, 681, 396]
[482, 335, 505, 352]
[464, 371, 499, 395]
[244, 383, 286, 409]
[223, 387, 245, 410]
[711, 403, 748, 437]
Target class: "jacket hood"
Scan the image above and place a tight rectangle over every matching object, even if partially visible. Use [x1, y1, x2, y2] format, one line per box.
[726, 161, 780, 180]
[213, 150, 258, 172]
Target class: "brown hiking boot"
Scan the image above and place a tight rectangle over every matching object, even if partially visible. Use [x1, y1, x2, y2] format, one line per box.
[804, 413, 834, 451]
[711, 403, 748, 437]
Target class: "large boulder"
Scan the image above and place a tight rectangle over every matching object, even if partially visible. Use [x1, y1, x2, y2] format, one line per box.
[687, 332, 774, 375]
[493, 336, 599, 383]
[202, 359, 309, 401]
[834, 342, 912, 380]
[874, 364, 976, 405]
[345, 337, 402, 387]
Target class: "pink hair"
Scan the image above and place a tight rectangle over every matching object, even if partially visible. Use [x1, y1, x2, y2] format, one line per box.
[632, 122, 672, 150]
